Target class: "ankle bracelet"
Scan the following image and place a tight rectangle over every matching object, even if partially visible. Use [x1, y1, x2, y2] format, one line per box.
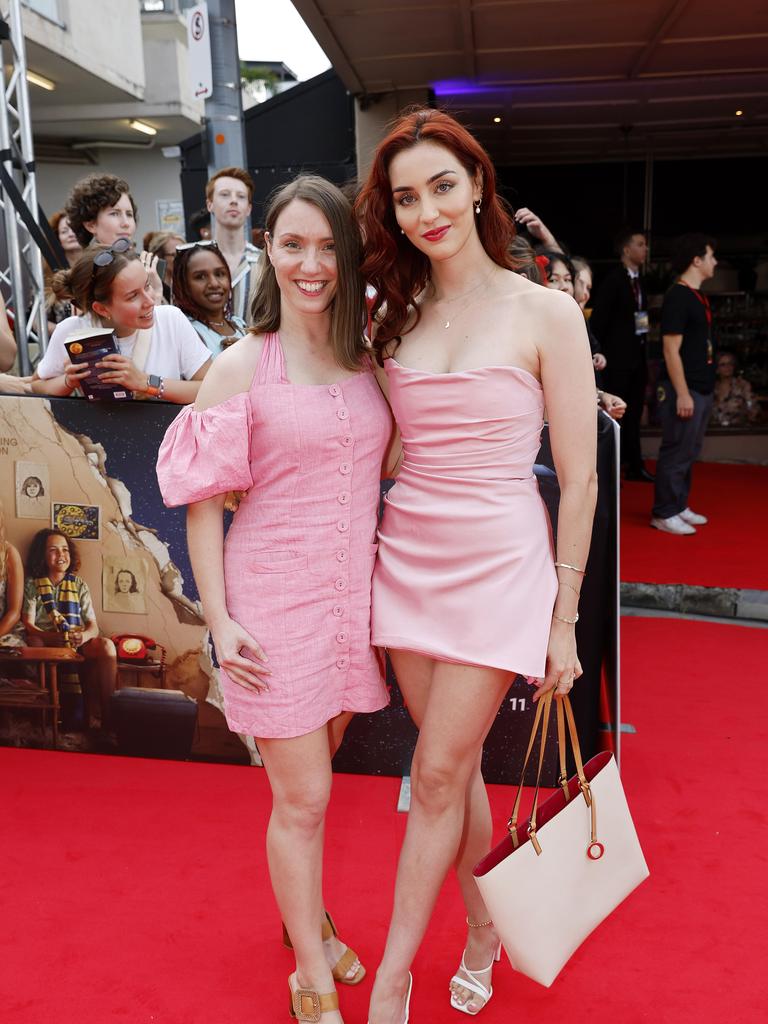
[466, 916, 493, 929]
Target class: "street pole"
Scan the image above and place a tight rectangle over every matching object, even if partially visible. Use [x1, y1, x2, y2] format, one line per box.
[204, 0, 247, 177]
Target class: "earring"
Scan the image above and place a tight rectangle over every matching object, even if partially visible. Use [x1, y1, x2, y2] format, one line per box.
[400, 228, 405, 234]
[475, 199, 482, 215]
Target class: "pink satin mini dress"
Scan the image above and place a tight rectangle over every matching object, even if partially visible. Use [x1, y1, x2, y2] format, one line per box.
[157, 332, 392, 738]
[371, 358, 558, 679]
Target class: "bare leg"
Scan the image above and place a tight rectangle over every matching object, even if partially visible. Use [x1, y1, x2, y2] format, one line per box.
[79, 637, 117, 731]
[368, 653, 511, 1024]
[389, 655, 501, 1013]
[258, 727, 343, 1023]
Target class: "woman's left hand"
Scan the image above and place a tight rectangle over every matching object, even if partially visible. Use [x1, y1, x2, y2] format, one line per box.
[533, 620, 583, 701]
[96, 354, 148, 393]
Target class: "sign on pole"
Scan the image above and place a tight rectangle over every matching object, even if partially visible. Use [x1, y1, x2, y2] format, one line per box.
[187, 2, 213, 100]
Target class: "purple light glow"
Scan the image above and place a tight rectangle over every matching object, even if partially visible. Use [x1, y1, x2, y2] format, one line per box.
[432, 80, 500, 97]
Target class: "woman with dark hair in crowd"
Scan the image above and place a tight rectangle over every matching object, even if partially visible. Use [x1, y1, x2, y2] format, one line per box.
[45, 210, 84, 327]
[172, 240, 248, 357]
[356, 108, 597, 1021]
[158, 175, 393, 1024]
[31, 241, 211, 404]
[64, 173, 163, 303]
[22, 529, 117, 733]
[0, 499, 24, 648]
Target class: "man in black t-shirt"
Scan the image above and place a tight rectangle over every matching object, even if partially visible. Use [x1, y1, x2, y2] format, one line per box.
[651, 234, 718, 535]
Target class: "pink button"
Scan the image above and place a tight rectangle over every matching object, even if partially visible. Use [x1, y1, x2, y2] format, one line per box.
[337, 491, 351, 505]
[335, 631, 348, 644]
[336, 550, 348, 562]
[336, 656, 349, 669]
[339, 462, 352, 475]
[328, 384, 341, 397]
[337, 408, 349, 420]
[332, 605, 344, 617]
[334, 577, 347, 592]
[341, 435, 353, 447]
[337, 520, 349, 533]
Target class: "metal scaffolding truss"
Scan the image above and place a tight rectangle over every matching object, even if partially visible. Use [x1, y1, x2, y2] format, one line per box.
[0, 0, 50, 375]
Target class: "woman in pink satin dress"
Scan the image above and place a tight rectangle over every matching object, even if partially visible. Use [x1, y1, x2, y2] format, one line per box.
[157, 177, 392, 1024]
[356, 110, 598, 1022]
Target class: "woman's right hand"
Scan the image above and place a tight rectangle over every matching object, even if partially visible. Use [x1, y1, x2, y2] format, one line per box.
[211, 617, 271, 692]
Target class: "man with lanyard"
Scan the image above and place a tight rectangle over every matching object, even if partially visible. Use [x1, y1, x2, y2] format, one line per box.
[205, 166, 261, 322]
[590, 228, 653, 481]
[651, 234, 718, 535]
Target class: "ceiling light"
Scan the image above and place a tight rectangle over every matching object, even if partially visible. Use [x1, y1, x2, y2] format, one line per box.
[493, 116, 502, 123]
[26, 70, 55, 91]
[735, 109, 744, 116]
[128, 119, 157, 136]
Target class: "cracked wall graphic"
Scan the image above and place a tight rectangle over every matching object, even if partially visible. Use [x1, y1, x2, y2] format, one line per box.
[0, 395, 251, 763]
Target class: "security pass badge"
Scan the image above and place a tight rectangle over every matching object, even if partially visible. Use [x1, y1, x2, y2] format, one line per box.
[634, 310, 649, 334]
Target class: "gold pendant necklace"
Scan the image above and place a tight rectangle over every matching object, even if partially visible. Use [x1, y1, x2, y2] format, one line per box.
[435, 266, 497, 330]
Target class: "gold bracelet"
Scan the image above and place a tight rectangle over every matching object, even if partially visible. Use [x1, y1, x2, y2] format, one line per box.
[553, 612, 579, 624]
[558, 580, 581, 596]
[466, 916, 493, 929]
[554, 561, 586, 575]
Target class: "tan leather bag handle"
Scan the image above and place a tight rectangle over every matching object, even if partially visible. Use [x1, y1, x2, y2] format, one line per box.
[508, 691, 599, 858]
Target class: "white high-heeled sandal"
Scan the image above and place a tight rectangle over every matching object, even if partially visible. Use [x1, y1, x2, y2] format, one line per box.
[449, 944, 501, 1015]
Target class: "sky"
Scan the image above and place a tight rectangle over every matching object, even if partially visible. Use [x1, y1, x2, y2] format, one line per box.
[234, 0, 331, 82]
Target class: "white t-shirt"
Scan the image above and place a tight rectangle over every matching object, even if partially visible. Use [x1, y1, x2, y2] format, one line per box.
[37, 305, 211, 381]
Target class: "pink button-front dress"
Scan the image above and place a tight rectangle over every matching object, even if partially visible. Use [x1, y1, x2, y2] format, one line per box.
[372, 358, 558, 679]
[156, 332, 392, 739]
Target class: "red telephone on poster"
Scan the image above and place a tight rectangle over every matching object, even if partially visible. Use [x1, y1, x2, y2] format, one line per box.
[112, 634, 158, 661]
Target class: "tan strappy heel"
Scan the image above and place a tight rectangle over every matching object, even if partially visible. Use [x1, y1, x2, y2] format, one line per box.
[282, 911, 366, 986]
[288, 972, 340, 1022]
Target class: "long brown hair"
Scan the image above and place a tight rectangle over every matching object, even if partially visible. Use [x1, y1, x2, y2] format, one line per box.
[50, 244, 141, 316]
[250, 175, 367, 371]
[355, 107, 519, 363]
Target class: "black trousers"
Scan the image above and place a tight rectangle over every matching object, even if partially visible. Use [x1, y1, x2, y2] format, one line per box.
[652, 387, 713, 519]
[602, 361, 647, 473]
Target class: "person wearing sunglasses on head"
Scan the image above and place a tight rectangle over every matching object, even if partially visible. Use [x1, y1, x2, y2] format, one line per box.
[32, 240, 211, 404]
[171, 240, 248, 357]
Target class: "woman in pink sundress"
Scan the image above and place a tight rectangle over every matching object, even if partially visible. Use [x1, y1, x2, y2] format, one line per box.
[356, 109, 598, 1022]
[157, 176, 392, 1024]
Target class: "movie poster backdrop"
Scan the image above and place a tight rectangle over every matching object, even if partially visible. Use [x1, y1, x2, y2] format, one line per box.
[0, 396, 617, 782]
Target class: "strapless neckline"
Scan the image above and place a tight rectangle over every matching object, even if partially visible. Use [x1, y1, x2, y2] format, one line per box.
[387, 356, 542, 390]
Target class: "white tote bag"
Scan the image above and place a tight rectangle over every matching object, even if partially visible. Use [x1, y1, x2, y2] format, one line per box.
[474, 690, 649, 987]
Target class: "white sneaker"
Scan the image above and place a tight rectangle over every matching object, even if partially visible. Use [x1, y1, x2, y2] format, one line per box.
[650, 514, 696, 535]
[679, 507, 708, 525]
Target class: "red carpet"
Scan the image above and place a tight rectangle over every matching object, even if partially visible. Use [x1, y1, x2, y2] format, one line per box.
[620, 461, 768, 588]
[2, 617, 767, 1023]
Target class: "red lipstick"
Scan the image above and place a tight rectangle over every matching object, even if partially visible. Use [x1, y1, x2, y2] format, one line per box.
[421, 225, 450, 242]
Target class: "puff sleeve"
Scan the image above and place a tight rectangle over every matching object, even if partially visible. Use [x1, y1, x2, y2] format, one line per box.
[156, 392, 254, 507]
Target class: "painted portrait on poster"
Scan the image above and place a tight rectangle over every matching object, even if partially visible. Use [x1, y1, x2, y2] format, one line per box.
[103, 555, 147, 615]
[15, 460, 50, 520]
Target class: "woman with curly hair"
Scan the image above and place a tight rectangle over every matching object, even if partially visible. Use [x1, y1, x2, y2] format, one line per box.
[22, 529, 117, 733]
[355, 109, 597, 1021]
[171, 240, 248, 357]
[64, 173, 163, 302]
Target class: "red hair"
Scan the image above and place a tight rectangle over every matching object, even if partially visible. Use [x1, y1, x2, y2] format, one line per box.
[355, 107, 518, 363]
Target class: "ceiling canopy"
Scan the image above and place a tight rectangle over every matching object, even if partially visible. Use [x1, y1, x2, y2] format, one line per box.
[292, 0, 768, 162]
